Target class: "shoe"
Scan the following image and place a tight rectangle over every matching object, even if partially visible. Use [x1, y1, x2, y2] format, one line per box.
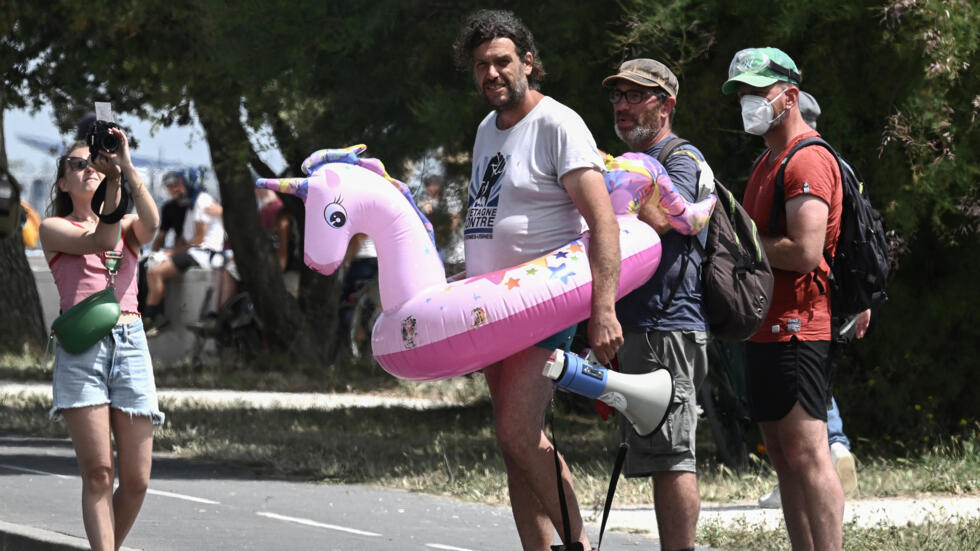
[831, 441, 858, 495]
[758, 485, 781, 509]
[143, 315, 169, 338]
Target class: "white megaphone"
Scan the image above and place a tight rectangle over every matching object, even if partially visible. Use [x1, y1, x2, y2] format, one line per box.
[542, 348, 674, 436]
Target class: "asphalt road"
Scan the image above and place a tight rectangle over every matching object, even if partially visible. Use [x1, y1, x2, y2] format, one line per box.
[0, 432, 668, 551]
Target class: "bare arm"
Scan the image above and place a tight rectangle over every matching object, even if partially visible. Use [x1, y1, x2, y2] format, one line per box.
[564, 166, 623, 364]
[762, 194, 829, 273]
[39, 186, 122, 257]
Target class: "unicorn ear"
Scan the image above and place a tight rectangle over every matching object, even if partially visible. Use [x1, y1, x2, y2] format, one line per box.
[301, 144, 368, 175]
[255, 177, 309, 201]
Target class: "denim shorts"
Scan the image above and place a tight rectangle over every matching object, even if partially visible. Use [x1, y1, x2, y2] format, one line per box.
[50, 318, 165, 425]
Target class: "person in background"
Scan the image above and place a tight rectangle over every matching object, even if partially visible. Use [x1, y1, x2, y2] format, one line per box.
[415, 173, 465, 276]
[724, 47, 857, 550]
[39, 133, 164, 551]
[602, 58, 711, 551]
[137, 176, 188, 312]
[453, 10, 622, 550]
[758, 90, 860, 509]
[21, 200, 41, 248]
[142, 170, 223, 336]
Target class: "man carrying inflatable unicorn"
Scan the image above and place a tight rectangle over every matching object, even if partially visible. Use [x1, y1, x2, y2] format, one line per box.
[451, 10, 626, 550]
[255, 9, 715, 548]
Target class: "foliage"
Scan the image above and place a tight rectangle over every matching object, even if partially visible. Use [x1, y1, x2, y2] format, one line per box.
[617, 0, 979, 450]
[0, 0, 977, 436]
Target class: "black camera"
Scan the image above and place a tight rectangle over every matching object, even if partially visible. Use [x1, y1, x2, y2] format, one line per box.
[86, 119, 121, 159]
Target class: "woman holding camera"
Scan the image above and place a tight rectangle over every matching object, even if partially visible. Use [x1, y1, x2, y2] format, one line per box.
[39, 129, 163, 551]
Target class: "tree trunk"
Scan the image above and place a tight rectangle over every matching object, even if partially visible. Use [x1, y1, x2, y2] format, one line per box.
[193, 92, 322, 365]
[0, 103, 47, 354]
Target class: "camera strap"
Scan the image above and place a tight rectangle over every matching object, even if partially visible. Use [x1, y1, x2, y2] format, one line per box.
[90, 178, 132, 225]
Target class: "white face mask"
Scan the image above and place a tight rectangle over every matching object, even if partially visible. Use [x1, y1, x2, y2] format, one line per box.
[740, 88, 788, 136]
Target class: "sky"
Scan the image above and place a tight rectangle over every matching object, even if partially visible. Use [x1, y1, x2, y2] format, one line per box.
[4, 104, 286, 211]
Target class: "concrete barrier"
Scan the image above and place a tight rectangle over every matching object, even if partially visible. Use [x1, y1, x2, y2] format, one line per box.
[29, 252, 212, 365]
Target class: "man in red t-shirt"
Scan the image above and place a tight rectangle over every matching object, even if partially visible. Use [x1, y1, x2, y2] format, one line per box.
[723, 47, 845, 551]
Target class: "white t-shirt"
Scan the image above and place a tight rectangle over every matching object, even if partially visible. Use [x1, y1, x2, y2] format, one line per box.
[182, 191, 225, 253]
[464, 96, 603, 276]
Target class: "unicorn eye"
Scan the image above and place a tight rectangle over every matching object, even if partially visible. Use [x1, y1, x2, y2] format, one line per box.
[323, 201, 348, 229]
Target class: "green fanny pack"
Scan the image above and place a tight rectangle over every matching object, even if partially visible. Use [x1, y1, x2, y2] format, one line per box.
[51, 287, 121, 354]
[50, 249, 124, 354]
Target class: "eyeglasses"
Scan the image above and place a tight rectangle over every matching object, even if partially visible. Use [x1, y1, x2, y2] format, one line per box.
[608, 89, 658, 105]
[65, 157, 90, 172]
[729, 49, 801, 85]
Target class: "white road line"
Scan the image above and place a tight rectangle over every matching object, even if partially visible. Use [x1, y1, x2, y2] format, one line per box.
[0, 463, 72, 479]
[0, 463, 221, 504]
[256, 511, 382, 537]
[147, 489, 220, 504]
[425, 544, 479, 551]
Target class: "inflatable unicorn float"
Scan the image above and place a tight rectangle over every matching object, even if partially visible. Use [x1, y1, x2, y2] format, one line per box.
[256, 145, 714, 381]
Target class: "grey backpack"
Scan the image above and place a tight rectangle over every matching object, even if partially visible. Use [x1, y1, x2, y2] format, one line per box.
[658, 138, 774, 341]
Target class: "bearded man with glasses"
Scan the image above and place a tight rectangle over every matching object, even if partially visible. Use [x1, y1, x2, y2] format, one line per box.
[601, 58, 714, 551]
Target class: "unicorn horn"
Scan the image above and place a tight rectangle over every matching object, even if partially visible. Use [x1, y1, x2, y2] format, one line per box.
[255, 177, 309, 202]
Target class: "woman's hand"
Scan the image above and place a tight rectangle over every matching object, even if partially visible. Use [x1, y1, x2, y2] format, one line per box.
[90, 128, 134, 180]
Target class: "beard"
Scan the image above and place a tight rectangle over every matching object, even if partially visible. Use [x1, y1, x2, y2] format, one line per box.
[482, 74, 528, 112]
[615, 110, 662, 151]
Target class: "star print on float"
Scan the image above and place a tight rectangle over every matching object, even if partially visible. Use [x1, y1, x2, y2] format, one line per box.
[465, 152, 506, 240]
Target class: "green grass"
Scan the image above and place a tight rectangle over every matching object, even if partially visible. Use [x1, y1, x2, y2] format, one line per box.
[697, 516, 980, 550]
[4, 352, 980, 548]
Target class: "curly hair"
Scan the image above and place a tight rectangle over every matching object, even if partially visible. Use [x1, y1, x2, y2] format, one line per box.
[452, 9, 545, 90]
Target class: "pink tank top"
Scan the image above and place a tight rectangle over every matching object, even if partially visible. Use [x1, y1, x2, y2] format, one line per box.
[49, 220, 140, 315]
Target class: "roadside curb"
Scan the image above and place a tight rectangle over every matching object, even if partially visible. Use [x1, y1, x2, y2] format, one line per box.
[0, 520, 139, 551]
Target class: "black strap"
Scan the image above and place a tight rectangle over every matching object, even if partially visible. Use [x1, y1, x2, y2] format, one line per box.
[90, 178, 132, 225]
[767, 136, 840, 235]
[766, 137, 841, 295]
[548, 411, 583, 551]
[595, 443, 629, 550]
[656, 136, 690, 166]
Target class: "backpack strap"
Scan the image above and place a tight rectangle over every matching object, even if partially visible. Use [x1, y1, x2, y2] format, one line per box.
[655, 137, 698, 311]
[767, 137, 837, 235]
[767, 136, 842, 295]
[656, 137, 690, 166]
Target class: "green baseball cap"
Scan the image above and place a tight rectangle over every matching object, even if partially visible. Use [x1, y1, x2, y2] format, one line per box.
[722, 47, 801, 95]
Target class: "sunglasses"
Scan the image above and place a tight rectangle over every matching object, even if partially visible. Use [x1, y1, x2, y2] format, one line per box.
[608, 88, 659, 105]
[65, 156, 91, 172]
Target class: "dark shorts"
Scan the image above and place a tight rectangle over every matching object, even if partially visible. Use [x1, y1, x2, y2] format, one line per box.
[171, 251, 202, 273]
[535, 324, 577, 351]
[745, 338, 832, 422]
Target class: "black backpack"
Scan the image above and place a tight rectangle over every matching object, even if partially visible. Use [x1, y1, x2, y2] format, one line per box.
[658, 138, 774, 341]
[765, 137, 889, 318]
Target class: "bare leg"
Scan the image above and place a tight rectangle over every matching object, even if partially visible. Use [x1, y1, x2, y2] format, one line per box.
[484, 346, 590, 550]
[110, 409, 154, 550]
[653, 471, 699, 550]
[63, 405, 115, 551]
[145, 259, 180, 307]
[762, 402, 844, 551]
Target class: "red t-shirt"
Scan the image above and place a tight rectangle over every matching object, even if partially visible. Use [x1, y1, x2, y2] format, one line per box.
[742, 131, 842, 342]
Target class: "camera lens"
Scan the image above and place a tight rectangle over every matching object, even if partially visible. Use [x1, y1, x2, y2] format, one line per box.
[100, 133, 119, 153]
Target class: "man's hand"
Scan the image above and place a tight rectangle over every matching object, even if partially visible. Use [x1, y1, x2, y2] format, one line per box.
[588, 310, 623, 365]
[854, 308, 871, 339]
